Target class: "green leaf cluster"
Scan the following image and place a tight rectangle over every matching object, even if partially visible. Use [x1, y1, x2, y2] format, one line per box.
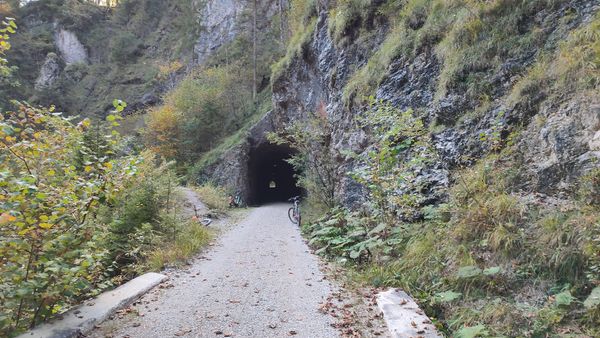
[0, 103, 174, 335]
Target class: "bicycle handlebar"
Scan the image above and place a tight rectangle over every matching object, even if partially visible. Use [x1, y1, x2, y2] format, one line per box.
[288, 196, 301, 202]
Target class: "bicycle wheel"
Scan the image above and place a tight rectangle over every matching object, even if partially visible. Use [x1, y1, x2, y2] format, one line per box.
[235, 196, 244, 208]
[288, 207, 298, 224]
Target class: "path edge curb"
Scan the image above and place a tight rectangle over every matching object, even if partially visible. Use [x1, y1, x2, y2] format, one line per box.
[376, 288, 443, 338]
[17, 272, 168, 338]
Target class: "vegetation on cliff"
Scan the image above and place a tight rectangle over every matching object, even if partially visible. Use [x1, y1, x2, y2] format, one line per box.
[272, 0, 600, 336]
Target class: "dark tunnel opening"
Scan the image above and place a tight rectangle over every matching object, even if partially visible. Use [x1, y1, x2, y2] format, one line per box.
[247, 143, 302, 205]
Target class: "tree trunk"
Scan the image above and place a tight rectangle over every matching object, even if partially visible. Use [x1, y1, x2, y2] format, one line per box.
[253, 0, 257, 103]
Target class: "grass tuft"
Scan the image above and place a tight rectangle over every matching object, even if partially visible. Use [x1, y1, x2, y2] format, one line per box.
[193, 184, 230, 214]
[146, 220, 213, 271]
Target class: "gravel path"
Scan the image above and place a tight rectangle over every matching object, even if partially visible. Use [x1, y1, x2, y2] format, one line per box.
[90, 204, 339, 338]
[179, 187, 209, 218]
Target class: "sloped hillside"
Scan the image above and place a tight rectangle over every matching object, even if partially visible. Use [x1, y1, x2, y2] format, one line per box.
[1, 0, 196, 115]
[201, 0, 600, 335]
[1, 0, 283, 119]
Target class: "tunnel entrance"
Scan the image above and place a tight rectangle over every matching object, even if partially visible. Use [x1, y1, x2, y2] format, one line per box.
[247, 143, 302, 205]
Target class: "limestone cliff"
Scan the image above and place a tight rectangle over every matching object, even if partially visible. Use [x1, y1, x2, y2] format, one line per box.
[206, 0, 600, 208]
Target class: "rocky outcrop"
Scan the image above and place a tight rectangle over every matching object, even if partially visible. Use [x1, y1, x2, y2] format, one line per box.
[54, 27, 88, 65]
[207, 0, 600, 208]
[194, 0, 242, 64]
[34, 53, 61, 91]
[194, 0, 280, 64]
[520, 96, 600, 193]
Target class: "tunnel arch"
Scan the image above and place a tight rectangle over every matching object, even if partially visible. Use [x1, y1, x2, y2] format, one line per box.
[247, 143, 302, 205]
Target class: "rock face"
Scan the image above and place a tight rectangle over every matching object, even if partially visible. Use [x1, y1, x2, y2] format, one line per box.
[520, 96, 600, 193]
[34, 53, 61, 91]
[205, 0, 600, 208]
[193, 0, 280, 64]
[54, 28, 88, 65]
[194, 0, 242, 64]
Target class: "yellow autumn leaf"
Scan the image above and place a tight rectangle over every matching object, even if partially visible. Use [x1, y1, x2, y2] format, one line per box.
[0, 213, 16, 224]
[40, 215, 49, 222]
[84, 166, 92, 173]
[47, 169, 56, 176]
[33, 132, 42, 139]
[18, 228, 31, 236]
[104, 162, 113, 170]
[39, 223, 53, 229]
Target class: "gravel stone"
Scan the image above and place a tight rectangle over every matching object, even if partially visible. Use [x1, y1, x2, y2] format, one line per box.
[90, 204, 339, 338]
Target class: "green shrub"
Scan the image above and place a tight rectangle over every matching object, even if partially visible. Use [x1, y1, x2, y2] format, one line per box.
[580, 168, 600, 207]
[304, 136, 599, 336]
[144, 63, 253, 163]
[0, 103, 139, 335]
[267, 110, 337, 208]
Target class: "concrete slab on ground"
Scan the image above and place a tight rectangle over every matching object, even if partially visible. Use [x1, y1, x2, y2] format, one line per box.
[18, 272, 167, 338]
[377, 289, 442, 338]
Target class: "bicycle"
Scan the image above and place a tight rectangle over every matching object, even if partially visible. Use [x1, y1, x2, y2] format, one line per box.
[288, 196, 301, 225]
[229, 191, 244, 208]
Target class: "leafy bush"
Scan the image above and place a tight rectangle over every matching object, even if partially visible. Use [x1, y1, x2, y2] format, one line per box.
[0, 103, 136, 335]
[144, 63, 253, 164]
[580, 167, 600, 207]
[100, 153, 178, 276]
[0, 99, 192, 335]
[349, 101, 437, 222]
[0, 17, 19, 110]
